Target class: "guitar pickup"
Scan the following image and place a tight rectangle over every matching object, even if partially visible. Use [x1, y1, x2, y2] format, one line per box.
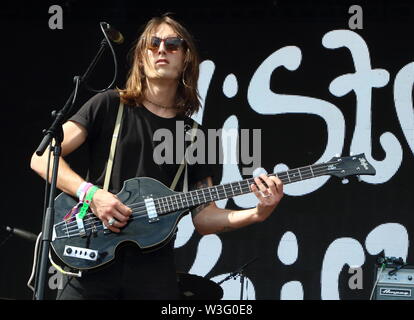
[63, 245, 98, 261]
[144, 198, 159, 223]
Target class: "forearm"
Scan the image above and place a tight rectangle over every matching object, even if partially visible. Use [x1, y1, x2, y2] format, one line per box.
[190, 175, 283, 235]
[192, 205, 261, 235]
[30, 153, 84, 197]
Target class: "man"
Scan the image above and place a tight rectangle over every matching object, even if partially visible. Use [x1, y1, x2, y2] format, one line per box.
[30, 14, 283, 299]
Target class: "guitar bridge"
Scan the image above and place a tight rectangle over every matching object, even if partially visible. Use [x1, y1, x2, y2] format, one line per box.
[75, 214, 86, 237]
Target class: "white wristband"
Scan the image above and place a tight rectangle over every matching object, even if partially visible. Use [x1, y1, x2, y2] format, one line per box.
[76, 181, 88, 198]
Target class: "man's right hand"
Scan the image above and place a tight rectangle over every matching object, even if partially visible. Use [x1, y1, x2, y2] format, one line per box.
[90, 189, 132, 233]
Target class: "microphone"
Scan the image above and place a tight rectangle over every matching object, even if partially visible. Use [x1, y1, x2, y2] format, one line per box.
[101, 22, 124, 45]
[2, 225, 38, 242]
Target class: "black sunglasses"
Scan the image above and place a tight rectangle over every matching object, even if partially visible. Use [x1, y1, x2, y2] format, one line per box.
[148, 36, 185, 52]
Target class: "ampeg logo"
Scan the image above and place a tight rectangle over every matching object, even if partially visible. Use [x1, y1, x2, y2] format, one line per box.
[380, 288, 412, 297]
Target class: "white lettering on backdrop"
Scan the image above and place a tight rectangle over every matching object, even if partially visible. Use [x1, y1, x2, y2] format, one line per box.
[174, 29, 413, 300]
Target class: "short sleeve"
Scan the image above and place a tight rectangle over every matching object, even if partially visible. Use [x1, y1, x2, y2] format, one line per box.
[68, 90, 119, 140]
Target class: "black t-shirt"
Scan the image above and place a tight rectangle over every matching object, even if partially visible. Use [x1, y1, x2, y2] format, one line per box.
[69, 89, 218, 195]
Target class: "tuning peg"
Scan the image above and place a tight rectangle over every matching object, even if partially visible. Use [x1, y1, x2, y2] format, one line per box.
[356, 175, 361, 182]
[341, 178, 349, 184]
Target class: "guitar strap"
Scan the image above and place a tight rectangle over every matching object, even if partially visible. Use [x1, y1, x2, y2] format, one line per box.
[103, 101, 124, 191]
[169, 121, 198, 192]
[103, 100, 198, 192]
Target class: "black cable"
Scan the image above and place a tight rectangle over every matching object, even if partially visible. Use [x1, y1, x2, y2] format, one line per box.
[83, 22, 119, 93]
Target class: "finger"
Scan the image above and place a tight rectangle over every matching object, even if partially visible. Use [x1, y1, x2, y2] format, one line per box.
[259, 174, 275, 189]
[258, 175, 275, 197]
[251, 184, 270, 201]
[254, 176, 268, 193]
[270, 176, 283, 194]
[109, 226, 121, 233]
[267, 178, 283, 201]
[263, 176, 278, 195]
[113, 219, 127, 228]
[115, 200, 132, 216]
[105, 214, 127, 228]
[250, 183, 263, 199]
[104, 220, 121, 233]
[111, 208, 130, 223]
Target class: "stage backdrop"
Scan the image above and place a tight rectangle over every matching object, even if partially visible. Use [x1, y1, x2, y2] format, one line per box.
[0, 0, 413, 300]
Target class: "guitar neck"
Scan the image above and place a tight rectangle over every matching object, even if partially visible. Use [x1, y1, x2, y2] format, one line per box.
[155, 162, 334, 214]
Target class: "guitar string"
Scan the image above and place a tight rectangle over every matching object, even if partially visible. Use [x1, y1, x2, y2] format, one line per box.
[59, 172, 340, 238]
[56, 163, 335, 231]
[59, 181, 251, 235]
[54, 161, 336, 231]
[56, 166, 339, 238]
[56, 164, 337, 234]
[124, 162, 336, 209]
[56, 165, 338, 235]
[124, 161, 336, 211]
[59, 174, 282, 238]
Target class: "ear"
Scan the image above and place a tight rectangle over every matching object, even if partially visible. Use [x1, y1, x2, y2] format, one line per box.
[182, 49, 190, 68]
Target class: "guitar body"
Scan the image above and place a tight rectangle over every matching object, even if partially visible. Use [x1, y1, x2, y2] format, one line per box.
[51, 177, 189, 271]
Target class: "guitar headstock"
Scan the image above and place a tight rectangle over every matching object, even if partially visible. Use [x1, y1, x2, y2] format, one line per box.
[327, 153, 376, 179]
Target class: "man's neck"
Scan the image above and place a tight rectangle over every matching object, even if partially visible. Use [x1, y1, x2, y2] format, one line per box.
[143, 78, 179, 118]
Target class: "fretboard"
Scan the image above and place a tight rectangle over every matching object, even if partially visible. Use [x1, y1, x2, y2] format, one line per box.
[153, 162, 336, 214]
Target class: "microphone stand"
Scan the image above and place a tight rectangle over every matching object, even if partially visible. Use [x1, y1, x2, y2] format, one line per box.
[0, 233, 12, 250]
[33, 37, 112, 300]
[217, 257, 258, 300]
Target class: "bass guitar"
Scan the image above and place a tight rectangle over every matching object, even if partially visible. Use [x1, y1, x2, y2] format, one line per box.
[51, 153, 375, 271]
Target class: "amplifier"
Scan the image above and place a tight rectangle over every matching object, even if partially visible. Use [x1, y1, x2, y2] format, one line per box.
[373, 265, 414, 300]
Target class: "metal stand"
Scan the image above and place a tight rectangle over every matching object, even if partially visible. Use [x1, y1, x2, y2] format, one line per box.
[33, 26, 119, 300]
[217, 257, 258, 300]
[0, 234, 12, 250]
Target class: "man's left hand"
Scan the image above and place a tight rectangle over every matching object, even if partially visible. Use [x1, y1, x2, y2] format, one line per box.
[250, 174, 284, 222]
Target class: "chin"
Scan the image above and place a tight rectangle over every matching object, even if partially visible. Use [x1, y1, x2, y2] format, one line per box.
[156, 71, 180, 81]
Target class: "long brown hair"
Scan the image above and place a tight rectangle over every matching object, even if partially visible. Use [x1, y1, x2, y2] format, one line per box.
[118, 15, 201, 117]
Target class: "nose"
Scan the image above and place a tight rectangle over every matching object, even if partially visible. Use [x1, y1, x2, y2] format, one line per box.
[157, 40, 167, 54]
